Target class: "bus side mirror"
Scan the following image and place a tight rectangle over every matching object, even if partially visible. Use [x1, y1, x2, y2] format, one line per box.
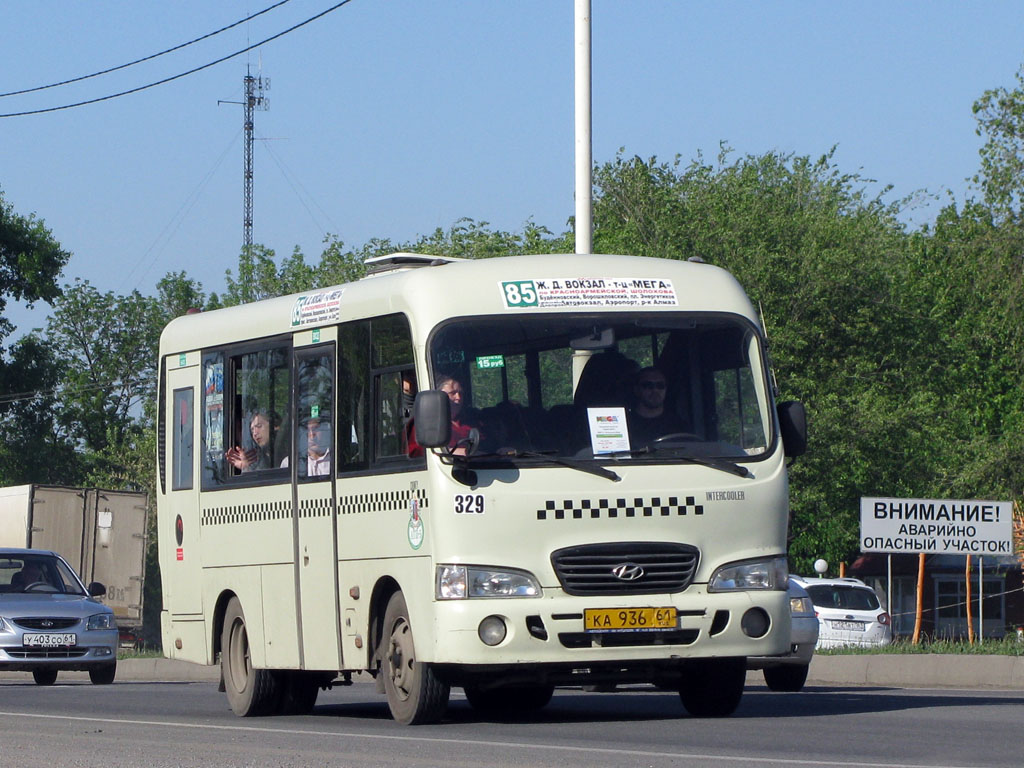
[777, 400, 807, 458]
[413, 390, 451, 449]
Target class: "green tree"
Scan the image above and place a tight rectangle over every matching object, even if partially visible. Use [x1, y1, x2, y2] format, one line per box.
[39, 281, 160, 468]
[973, 65, 1024, 217]
[0, 188, 73, 485]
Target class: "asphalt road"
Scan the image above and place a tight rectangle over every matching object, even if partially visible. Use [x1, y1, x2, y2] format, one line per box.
[0, 678, 1021, 768]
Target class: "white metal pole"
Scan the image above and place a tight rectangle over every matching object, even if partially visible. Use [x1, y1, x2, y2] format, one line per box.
[574, 0, 592, 254]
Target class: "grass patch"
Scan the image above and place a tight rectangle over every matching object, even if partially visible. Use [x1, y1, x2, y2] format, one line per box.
[117, 648, 164, 660]
[817, 635, 1024, 656]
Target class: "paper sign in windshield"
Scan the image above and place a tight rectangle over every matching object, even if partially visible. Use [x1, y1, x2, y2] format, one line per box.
[291, 289, 344, 327]
[587, 407, 630, 454]
[500, 278, 677, 309]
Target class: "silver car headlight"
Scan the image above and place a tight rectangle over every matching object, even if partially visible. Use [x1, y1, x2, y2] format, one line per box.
[708, 556, 788, 592]
[87, 613, 117, 631]
[436, 565, 541, 599]
[0, 616, 10, 633]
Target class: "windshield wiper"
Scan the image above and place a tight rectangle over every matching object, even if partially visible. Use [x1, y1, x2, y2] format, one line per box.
[636, 443, 753, 478]
[466, 448, 621, 482]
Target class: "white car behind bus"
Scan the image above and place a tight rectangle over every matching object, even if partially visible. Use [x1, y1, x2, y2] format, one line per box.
[792, 575, 892, 649]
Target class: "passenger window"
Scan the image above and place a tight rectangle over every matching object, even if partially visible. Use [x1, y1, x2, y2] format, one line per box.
[337, 314, 420, 472]
[294, 350, 334, 480]
[171, 388, 194, 491]
[338, 321, 370, 472]
[201, 343, 291, 488]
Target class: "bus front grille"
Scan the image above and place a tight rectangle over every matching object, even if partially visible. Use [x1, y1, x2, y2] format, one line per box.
[551, 542, 700, 596]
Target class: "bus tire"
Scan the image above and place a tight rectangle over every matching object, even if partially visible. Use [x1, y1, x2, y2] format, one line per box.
[222, 597, 280, 716]
[381, 591, 450, 725]
[763, 663, 809, 692]
[463, 684, 554, 716]
[276, 670, 322, 715]
[678, 657, 745, 717]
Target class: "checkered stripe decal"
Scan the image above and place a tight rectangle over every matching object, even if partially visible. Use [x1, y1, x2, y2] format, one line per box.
[338, 489, 428, 516]
[202, 500, 292, 526]
[536, 496, 703, 520]
[201, 489, 428, 527]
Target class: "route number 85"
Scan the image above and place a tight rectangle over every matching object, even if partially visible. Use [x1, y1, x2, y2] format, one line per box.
[502, 281, 538, 307]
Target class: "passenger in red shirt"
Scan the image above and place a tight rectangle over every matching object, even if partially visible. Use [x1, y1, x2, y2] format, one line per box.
[407, 375, 483, 456]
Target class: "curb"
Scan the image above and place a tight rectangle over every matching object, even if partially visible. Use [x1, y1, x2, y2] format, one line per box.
[5, 655, 1022, 689]
[801, 653, 1024, 689]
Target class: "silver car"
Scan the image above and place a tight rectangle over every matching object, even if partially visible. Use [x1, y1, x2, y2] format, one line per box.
[0, 548, 118, 685]
[747, 577, 818, 691]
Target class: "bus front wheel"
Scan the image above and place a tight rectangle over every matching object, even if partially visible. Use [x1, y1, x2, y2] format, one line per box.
[222, 597, 280, 716]
[381, 591, 450, 725]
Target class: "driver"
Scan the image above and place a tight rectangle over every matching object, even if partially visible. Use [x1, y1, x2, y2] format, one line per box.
[12, 562, 45, 591]
[627, 367, 689, 448]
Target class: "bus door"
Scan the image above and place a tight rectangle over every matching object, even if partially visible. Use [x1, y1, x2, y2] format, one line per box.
[291, 339, 343, 671]
[163, 353, 203, 619]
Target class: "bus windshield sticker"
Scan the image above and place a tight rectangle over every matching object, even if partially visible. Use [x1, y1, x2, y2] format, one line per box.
[500, 278, 678, 309]
[454, 493, 485, 514]
[475, 354, 504, 369]
[291, 289, 344, 328]
[587, 407, 630, 454]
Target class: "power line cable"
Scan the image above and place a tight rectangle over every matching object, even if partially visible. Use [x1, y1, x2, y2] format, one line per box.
[0, 377, 152, 407]
[0, 0, 354, 118]
[0, 0, 295, 99]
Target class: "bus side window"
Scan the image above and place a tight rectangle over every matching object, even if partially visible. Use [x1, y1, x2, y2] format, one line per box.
[201, 352, 227, 487]
[338, 320, 370, 472]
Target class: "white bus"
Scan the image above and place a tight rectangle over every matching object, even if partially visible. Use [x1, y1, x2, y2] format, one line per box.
[157, 252, 807, 724]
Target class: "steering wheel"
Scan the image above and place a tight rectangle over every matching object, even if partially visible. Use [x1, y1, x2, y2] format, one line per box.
[651, 432, 702, 444]
[24, 581, 58, 593]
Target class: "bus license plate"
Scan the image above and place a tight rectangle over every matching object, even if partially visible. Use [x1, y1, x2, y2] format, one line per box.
[24, 633, 77, 647]
[584, 607, 677, 633]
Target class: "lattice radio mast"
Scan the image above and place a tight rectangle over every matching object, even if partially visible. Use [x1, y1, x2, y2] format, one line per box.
[221, 67, 269, 252]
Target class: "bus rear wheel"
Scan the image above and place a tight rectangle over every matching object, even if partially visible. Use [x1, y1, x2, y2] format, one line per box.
[222, 597, 280, 716]
[678, 657, 745, 717]
[381, 591, 450, 725]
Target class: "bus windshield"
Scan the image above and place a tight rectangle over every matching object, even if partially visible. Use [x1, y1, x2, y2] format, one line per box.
[428, 312, 772, 463]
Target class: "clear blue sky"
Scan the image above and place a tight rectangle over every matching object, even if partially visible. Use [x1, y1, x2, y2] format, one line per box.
[2, 1, 1023, 336]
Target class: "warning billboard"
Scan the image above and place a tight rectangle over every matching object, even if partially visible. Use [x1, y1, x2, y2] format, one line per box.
[860, 497, 1014, 555]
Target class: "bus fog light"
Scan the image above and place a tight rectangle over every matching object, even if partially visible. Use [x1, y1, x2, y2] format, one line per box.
[741, 608, 770, 638]
[478, 616, 507, 646]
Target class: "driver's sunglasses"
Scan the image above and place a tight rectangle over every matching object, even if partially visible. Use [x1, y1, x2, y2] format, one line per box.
[639, 381, 666, 390]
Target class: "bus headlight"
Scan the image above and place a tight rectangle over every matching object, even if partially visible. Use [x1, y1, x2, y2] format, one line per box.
[436, 565, 542, 599]
[708, 556, 788, 592]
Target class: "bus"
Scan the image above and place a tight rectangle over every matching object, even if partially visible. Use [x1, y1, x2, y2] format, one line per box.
[156, 252, 807, 724]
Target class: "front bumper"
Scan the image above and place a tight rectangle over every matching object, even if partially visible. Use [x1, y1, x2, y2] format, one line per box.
[425, 586, 790, 679]
[0, 630, 118, 672]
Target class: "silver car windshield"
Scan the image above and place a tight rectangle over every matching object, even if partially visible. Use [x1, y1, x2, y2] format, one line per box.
[0, 556, 87, 596]
[428, 312, 772, 463]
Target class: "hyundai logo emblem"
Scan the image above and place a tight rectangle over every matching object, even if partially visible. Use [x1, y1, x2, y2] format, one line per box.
[611, 563, 644, 581]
